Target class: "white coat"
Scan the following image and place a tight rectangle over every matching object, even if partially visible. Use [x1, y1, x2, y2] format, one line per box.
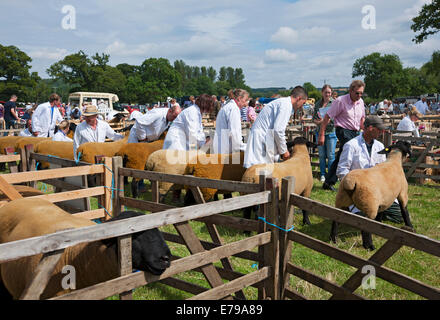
[18, 128, 33, 137]
[73, 119, 124, 160]
[212, 99, 245, 154]
[337, 134, 386, 180]
[396, 116, 419, 137]
[128, 108, 169, 143]
[32, 102, 64, 137]
[163, 104, 205, 151]
[52, 130, 73, 142]
[243, 97, 292, 168]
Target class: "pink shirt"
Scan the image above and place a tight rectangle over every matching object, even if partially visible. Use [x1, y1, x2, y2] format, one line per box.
[326, 94, 365, 131]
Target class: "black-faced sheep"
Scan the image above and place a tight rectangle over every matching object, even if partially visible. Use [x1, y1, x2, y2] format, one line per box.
[0, 198, 171, 299]
[331, 140, 414, 250]
[241, 137, 315, 224]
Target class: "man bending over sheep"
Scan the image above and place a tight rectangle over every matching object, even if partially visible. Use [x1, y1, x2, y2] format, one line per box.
[73, 104, 124, 160]
[128, 104, 181, 143]
[336, 115, 404, 223]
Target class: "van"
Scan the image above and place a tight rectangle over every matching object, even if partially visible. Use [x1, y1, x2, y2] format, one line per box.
[68, 92, 119, 117]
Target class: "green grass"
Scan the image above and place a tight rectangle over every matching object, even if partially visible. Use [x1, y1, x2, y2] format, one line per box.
[110, 178, 440, 300]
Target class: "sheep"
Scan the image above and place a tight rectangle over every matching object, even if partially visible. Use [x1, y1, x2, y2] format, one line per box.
[331, 140, 414, 250]
[241, 137, 315, 225]
[0, 198, 171, 299]
[33, 140, 75, 169]
[115, 139, 165, 197]
[0, 136, 24, 154]
[77, 136, 129, 164]
[183, 151, 246, 204]
[145, 149, 204, 200]
[0, 185, 44, 204]
[14, 137, 50, 153]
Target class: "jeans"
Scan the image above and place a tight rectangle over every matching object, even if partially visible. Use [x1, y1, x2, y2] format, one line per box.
[325, 127, 359, 185]
[316, 132, 337, 177]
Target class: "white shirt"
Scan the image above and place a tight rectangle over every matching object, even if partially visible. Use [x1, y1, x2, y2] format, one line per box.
[336, 134, 386, 180]
[243, 97, 292, 168]
[396, 116, 419, 138]
[213, 99, 245, 154]
[414, 100, 428, 115]
[19, 128, 33, 137]
[52, 130, 73, 142]
[163, 104, 205, 151]
[128, 108, 169, 143]
[73, 119, 124, 160]
[129, 110, 143, 121]
[32, 102, 63, 137]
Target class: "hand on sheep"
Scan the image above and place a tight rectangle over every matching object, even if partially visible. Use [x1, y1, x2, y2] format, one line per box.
[282, 150, 290, 161]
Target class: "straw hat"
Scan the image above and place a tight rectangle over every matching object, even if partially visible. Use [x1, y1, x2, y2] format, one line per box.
[83, 104, 99, 116]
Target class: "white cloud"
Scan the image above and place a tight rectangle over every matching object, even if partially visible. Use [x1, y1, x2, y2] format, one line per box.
[270, 26, 331, 46]
[265, 49, 297, 63]
[270, 27, 299, 44]
[28, 47, 69, 60]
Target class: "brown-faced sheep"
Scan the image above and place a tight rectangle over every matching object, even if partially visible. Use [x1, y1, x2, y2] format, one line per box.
[331, 140, 414, 250]
[183, 151, 246, 204]
[241, 137, 315, 224]
[0, 198, 171, 299]
[77, 136, 129, 164]
[145, 149, 204, 200]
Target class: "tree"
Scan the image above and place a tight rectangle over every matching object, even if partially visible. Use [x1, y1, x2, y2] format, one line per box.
[352, 52, 406, 99]
[411, 0, 440, 43]
[0, 44, 35, 100]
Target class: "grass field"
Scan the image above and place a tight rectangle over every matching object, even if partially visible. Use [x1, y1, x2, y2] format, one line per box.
[107, 177, 439, 300]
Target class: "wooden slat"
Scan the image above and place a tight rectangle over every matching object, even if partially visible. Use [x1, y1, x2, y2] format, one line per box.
[406, 141, 433, 178]
[2, 164, 105, 184]
[195, 214, 259, 232]
[0, 175, 23, 200]
[283, 287, 308, 300]
[72, 209, 106, 220]
[286, 263, 364, 300]
[0, 191, 271, 264]
[118, 235, 133, 300]
[290, 193, 440, 258]
[31, 153, 91, 167]
[120, 197, 176, 212]
[51, 232, 271, 300]
[0, 154, 21, 162]
[187, 267, 270, 300]
[119, 167, 260, 193]
[20, 250, 64, 300]
[288, 230, 440, 300]
[25, 187, 105, 203]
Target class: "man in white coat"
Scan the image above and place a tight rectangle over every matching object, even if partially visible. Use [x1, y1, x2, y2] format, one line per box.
[336, 115, 403, 223]
[128, 105, 181, 143]
[73, 104, 125, 160]
[212, 89, 249, 155]
[32, 93, 64, 137]
[243, 86, 308, 168]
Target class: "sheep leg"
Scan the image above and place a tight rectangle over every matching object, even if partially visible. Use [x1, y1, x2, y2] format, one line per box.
[361, 231, 375, 251]
[399, 202, 414, 230]
[131, 178, 139, 198]
[302, 210, 311, 225]
[330, 221, 338, 243]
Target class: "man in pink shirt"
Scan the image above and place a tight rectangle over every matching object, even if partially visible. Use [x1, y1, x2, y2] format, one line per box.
[318, 80, 366, 191]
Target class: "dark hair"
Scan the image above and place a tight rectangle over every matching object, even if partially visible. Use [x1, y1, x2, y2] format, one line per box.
[195, 94, 214, 114]
[49, 93, 60, 103]
[321, 84, 333, 92]
[249, 98, 257, 108]
[290, 86, 308, 99]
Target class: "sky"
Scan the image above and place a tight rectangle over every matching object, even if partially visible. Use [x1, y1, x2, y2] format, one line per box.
[1, 0, 438, 89]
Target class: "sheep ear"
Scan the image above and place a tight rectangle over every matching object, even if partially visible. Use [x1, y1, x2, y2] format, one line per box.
[377, 147, 391, 154]
[286, 141, 295, 149]
[306, 141, 318, 149]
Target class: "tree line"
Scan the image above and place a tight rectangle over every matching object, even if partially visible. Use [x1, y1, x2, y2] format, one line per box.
[0, 46, 251, 104]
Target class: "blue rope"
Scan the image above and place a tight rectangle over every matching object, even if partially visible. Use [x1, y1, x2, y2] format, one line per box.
[257, 216, 294, 232]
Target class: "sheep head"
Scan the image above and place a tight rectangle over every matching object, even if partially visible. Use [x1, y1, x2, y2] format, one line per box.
[103, 211, 171, 275]
[378, 140, 412, 159]
[286, 136, 317, 157]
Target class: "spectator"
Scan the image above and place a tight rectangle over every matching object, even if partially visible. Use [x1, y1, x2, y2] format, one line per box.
[19, 119, 33, 137]
[414, 97, 429, 115]
[0, 103, 4, 130]
[247, 99, 257, 124]
[395, 106, 422, 138]
[3, 94, 21, 136]
[318, 80, 366, 191]
[312, 85, 337, 183]
[53, 120, 73, 142]
[32, 93, 64, 137]
[211, 95, 222, 119]
[65, 103, 72, 120]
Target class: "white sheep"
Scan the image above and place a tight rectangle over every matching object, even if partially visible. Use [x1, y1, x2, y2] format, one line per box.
[331, 140, 414, 250]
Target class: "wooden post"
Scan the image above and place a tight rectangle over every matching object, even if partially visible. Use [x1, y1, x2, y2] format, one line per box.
[103, 157, 113, 221]
[151, 180, 159, 203]
[279, 176, 295, 299]
[19, 147, 27, 172]
[263, 177, 280, 300]
[5, 147, 18, 174]
[112, 156, 124, 218]
[25, 144, 37, 188]
[257, 171, 267, 300]
[118, 235, 133, 300]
